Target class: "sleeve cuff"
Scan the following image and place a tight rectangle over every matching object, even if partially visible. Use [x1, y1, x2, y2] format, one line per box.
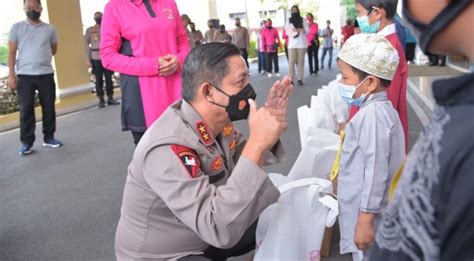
[263, 140, 286, 165]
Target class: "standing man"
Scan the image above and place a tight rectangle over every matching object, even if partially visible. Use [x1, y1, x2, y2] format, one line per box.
[84, 11, 120, 108]
[8, 0, 62, 155]
[115, 43, 292, 260]
[320, 20, 334, 70]
[189, 22, 204, 47]
[204, 19, 216, 44]
[341, 19, 355, 46]
[213, 24, 232, 44]
[232, 18, 250, 68]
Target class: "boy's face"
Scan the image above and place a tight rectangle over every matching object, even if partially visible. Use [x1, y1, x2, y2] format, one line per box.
[337, 60, 377, 98]
[356, 3, 383, 25]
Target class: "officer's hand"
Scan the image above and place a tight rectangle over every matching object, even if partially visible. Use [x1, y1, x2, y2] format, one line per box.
[243, 99, 287, 165]
[265, 76, 293, 115]
[8, 75, 17, 90]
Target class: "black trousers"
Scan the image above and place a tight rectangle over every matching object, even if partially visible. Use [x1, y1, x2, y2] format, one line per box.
[92, 59, 114, 97]
[265, 52, 279, 73]
[307, 43, 320, 74]
[180, 221, 258, 261]
[17, 74, 56, 146]
[132, 131, 145, 146]
[405, 43, 416, 62]
[239, 48, 249, 68]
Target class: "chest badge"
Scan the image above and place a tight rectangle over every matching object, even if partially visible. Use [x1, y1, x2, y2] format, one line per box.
[163, 8, 174, 19]
[228, 139, 236, 150]
[211, 156, 224, 172]
[223, 123, 233, 137]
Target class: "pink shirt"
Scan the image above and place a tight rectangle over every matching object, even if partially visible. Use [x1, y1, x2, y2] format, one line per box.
[261, 27, 281, 53]
[101, 0, 190, 127]
[306, 22, 319, 44]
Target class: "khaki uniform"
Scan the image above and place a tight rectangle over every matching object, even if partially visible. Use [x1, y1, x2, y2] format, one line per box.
[84, 25, 101, 61]
[115, 100, 284, 260]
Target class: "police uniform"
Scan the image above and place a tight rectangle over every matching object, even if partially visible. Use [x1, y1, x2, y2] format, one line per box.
[115, 100, 284, 260]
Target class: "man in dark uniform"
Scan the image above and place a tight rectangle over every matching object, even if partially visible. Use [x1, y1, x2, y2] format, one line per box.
[115, 43, 293, 260]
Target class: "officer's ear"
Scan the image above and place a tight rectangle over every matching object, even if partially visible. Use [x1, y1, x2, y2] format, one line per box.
[199, 81, 213, 102]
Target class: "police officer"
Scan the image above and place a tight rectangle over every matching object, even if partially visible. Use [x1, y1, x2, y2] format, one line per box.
[84, 12, 119, 108]
[115, 43, 292, 260]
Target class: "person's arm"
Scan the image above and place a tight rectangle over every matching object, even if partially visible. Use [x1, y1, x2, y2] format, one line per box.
[245, 28, 250, 49]
[7, 24, 18, 90]
[99, 2, 159, 76]
[50, 25, 58, 55]
[143, 144, 280, 249]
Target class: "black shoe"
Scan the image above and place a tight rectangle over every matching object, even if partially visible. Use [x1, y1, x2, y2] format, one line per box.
[439, 63, 446, 67]
[107, 97, 120, 105]
[298, 80, 304, 86]
[98, 97, 106, 108]
[429, 62, 439, 66]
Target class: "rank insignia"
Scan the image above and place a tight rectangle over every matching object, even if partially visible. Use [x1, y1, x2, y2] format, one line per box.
[171, 145, 200, 178]
[238, 100, 247, 110]
[228, 139, 236, 150]
[223, 123, 233, 137]
[196, 121, 214, 145]
[211, 156, 224, 172]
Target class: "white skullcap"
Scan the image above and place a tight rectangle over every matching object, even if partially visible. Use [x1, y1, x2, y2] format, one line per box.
[338, 33, 400, 80]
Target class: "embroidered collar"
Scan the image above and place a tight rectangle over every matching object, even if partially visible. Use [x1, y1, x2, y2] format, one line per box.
[377, 23, 396, 37]
[181, 101, 215, 146]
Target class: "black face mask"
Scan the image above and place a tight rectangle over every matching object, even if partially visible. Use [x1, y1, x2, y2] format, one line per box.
[26, 10, 41, 21]
[95, 17, 102, 25]
[209, 83, 257, 122]
[402, 0, 471, 55]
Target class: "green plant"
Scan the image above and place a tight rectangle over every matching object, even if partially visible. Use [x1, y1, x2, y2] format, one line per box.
[0, 45, 8, 64]
[248, 39, 257, 59]
[0, 77, 39, 115]
[341, 0, 358, 20]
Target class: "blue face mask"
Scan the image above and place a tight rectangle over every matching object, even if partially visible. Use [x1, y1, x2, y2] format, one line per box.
[338, 78, 370, 107]
[356, 15, 380, 33]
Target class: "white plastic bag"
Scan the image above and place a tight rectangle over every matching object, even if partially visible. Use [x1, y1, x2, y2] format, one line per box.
[255, 177, 338, 261]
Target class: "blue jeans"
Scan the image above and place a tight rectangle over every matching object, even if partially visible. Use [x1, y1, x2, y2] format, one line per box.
[321, 47, 333, 68]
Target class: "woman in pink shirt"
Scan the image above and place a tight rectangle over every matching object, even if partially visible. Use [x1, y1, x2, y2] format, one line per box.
[306, 13, 319, 76]
[261, 19, 281, 79]
[101, 0, 190, 145]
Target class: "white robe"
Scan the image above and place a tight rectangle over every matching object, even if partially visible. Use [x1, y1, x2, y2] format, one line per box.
[337, 91, 405, 255]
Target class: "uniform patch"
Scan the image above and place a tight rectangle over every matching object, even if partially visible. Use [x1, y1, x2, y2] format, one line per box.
[211, 156, 224, 172]
[171, 145, 200, 178]
[196, 121, 214, 145]
[238, 100, 247, 110]
[229, 139, 236, 150]
[223, 123, 233, 137]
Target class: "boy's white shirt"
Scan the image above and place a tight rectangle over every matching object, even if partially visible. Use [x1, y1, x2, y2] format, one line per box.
[337, 91, 405, 254]
[377, 23, 396, 37]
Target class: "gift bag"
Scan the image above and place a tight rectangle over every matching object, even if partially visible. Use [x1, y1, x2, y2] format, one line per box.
[255, 177, 338, 261]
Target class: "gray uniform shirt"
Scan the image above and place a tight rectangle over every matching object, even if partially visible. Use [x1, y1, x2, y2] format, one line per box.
[9, 20, 57, 75]
[337, 92, 405, 254]
[115, 100, 284, 260]
[232, 26, 250, 49]
[322, 27, 334, 48]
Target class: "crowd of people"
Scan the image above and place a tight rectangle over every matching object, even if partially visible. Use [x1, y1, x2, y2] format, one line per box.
[6, 0, 473, 260]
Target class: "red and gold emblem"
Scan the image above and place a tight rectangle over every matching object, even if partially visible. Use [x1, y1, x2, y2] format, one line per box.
[171, 145, 200, 178]
[196, 121, 213, 145]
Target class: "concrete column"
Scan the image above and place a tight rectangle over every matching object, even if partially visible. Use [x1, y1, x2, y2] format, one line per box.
[46, 0, 92, 97]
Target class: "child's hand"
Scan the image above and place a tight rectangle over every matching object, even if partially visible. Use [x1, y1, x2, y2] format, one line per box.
[354, 213, 374, 250]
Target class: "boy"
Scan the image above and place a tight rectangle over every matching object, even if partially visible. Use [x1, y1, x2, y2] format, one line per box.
[336, 33, 405, 261]
[352, 0, 408, 151]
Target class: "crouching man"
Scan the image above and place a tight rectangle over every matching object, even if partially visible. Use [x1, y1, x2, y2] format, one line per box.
[115, 43, 293, 260]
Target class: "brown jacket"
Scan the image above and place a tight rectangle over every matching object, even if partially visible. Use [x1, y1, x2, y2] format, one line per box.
[115, 100, 283, 260]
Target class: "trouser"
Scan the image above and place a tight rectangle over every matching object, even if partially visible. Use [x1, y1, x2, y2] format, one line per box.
[257, 51, 266, 73]
[321, 47, 333, 68]
[307, 43, 320, 74]
[180, 221, 258, 261]
[288, 48, 306, 81]
[265, 52, 279, 73]
[284, 45, 288, 60]
[405, 43, 416, 62]
[92, 59, 114, 97]
[240, 48, 249, 68]
[17, 74, 56, 146]
[132, 131, 145, 146]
